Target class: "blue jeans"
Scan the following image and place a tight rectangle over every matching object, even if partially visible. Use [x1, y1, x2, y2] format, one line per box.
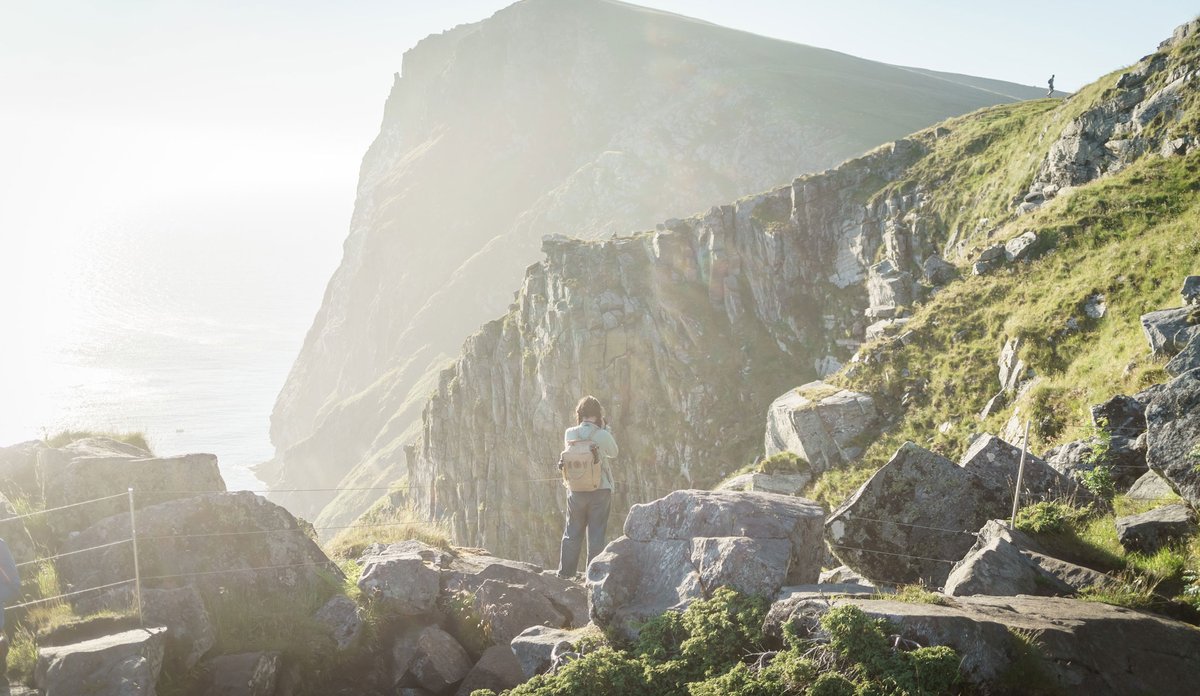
[557, 488, 612, 577]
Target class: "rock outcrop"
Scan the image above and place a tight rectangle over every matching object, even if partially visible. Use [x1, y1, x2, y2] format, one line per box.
[945, 520, 1113, 597]
[588, 489, 823, 639]
[766, 593, 1200, 695]
[763, 382, 877, 471]
[266, 0, 1037, 534]
[1115, 504, 1197, 553]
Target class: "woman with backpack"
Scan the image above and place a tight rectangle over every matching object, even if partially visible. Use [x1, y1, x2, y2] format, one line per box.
[556, 395, 618, 579]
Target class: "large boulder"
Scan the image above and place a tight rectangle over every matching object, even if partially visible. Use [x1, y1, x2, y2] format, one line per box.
[1115, 504, 1197, 554]
[59, 492, 339, 602]
[1181, 275, 1200, 304]
[1140, 306, 1200, 356]
[202, 652, 280, 696]
[35, 626, 167, 696]
[1126, 469, 1177, 501]
[958, 434, 1080, 503]
[1145, 369, 1200, 507]
[1090, 394, 1147, 436]
[763, 382, 876, 472]
[945, 521, 1113, 597]
[765, 594, 1200, 695]
[589, 490, 824, 639]
[35, 437, 226, 536]
[826, 440, 1054, 587]
[357, 541, 445, 616]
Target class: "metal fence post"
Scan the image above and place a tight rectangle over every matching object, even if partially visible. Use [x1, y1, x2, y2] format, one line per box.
[128, 487, 143, 626]
[1009, 419, 1032, 527]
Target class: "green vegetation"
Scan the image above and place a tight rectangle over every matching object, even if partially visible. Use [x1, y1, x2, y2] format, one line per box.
[475, 589, 961, 696]
[323, 497, 451, 561]
[42, 429, 153, 454]
[889, 585, 951, 606]
[757, 451, 809, 475]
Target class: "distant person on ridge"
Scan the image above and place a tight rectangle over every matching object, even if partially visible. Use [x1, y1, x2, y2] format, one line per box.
[1047, 74, 1055, 97]
[556, 395, 618, 580]
[0, 538, 20, 675]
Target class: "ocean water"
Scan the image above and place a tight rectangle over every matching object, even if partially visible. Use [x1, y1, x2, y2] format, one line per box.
[0, 190, 345, 492]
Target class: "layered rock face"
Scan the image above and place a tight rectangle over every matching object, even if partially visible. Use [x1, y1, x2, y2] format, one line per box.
[266, 0, 1042, 529]
[414, 140, 948, 564]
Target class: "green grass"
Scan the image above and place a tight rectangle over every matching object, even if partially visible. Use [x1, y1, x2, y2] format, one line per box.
[42, 429, 153, 453]
[323, 498, 452, 561]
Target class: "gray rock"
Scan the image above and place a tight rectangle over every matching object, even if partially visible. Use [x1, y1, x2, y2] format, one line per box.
[510, 625, 580, 680]
[1003, 230, 1039, 262]
[36, 438, 225, 536]
[716, 472, 810, 496]
[315, 594, 363, 651]
[1141, 306, 1200, 356]
[866, 259, 912, 310]
[393, 625, 472, 693]
[818, 565, 873, 586]
[1145, 369, 1200, 508]
[825, 443, 988, 586]
[1044, 435, 1147, 489]
[997, 337, 1028, 393]
[958, 434, 1080, 504]
[60, 492, 338, 603]
[35, 626, 167, 696]
[763, 382, 877, 472]
[1126, 469, 1177, 500]
[1115, 504, 1197, 554]
[590, 490, 824, 639]
[864, 318, 910, 342]
[1084, 292, 1107, 319]
[357, 542, 443, 616]
[454, 645, 525, 696]
[977, 391, 1006, 420]
[1183, 275, 1200, 305]
[0, 439, 44, 499]
[75, 585, 214, 671]
[945, 521, 1112, 597]
[0, 490, 36, 564]
[1165, 333, 1200, 377]
[766, 593, 1200, 695]
[203, 652, 280, 696]
[1090, 394, 1146, 437]
[921, 255, 956, 286]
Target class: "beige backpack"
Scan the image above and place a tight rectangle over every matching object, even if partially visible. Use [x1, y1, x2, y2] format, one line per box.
[559, 434, 602, 492]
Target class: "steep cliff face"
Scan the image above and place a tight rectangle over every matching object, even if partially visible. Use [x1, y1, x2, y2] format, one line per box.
[266, 0, 1045, 527]
[411, 140, 936, 565]
[412, 22, 1200, 565]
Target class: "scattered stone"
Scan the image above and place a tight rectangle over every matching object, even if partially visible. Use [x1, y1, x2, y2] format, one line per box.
[972, 244, 1007, 275]
[35, 626, 167, 696]
[1003, 230, 1039, 262]
[766, 593, 1200, 695]
[454, 645, 525, 696]
[1145, 369, 1200, 508]
[393, 625, 472, 693]
[1084, 293, 1107, 319]
[589, 490, 824, 639]
[921, 255, 957, 286]
[202, 651, 280, 696]
[1183, 275, 1200, 305]
[315, 594, 363, 651]
[1126, 469, 1177, 500]
[1140, 306, 1200, 356]
[76, 585, 214, 671]
[510, 625, 580, 680]
[1165, 333, 1200, 377]
[763, 382, 877, 472]
[1115, 504, 1197, 554]
[997, 337, 1028, 393]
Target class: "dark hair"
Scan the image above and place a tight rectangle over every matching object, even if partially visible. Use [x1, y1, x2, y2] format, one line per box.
[576, 395, 603, 425]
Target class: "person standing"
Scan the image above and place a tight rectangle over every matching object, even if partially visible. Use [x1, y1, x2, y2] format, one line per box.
[0, 538, 20, 676]
[556, 396, 618, 579]
[1047, 74, 1056, 97]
